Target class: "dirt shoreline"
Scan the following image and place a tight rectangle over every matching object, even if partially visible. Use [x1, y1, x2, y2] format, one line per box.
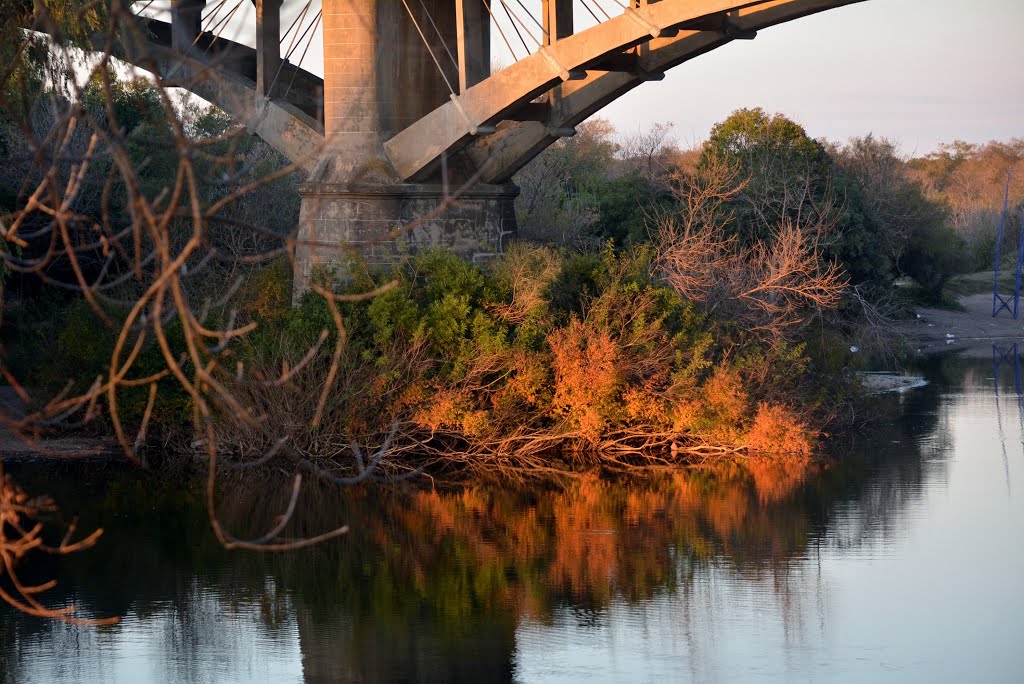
[897, 293, 1024, 358]
[0, 387, 116, 459]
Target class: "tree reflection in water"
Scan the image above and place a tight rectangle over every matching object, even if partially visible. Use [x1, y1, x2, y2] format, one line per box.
[0, 363, 949, 684]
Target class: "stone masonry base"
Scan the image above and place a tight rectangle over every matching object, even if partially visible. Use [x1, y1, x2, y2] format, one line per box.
[294, 182, 519, 297]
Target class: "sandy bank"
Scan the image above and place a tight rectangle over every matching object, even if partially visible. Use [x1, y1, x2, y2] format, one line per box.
[899, 293, 1024, 358]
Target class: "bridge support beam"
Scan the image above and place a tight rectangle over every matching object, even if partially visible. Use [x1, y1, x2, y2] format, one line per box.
[456, 0, 490, 93]
[170, 0, 205, 54]
[295, 0, 516, 297]
[254, 0, 283, 99]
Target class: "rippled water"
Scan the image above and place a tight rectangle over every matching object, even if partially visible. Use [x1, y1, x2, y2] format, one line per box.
[2, 352, 1023, 683]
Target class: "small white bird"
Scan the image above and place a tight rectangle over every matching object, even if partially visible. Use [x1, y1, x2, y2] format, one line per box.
[850, 346, 859, 353]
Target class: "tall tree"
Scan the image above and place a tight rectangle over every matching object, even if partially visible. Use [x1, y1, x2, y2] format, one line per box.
[698, 108, 890, 286]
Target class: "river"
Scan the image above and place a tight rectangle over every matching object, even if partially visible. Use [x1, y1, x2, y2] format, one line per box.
[1, 350, 1022, 683]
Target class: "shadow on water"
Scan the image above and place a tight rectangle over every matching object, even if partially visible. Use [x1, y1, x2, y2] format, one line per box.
[0, 358, 966, 683]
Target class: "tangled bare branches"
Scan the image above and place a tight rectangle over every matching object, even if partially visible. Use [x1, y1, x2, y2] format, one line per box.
[0, 462, 116, 624]
[655, 157, 848, 341]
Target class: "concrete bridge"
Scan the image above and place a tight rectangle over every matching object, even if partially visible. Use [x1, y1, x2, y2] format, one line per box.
[109, 0, 865, 290]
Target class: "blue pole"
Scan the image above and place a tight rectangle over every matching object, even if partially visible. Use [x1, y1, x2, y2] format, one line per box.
[1015, 202, 1024, 321]
[1017, 200, 1024, 319]
[993, 171, 1012, 317]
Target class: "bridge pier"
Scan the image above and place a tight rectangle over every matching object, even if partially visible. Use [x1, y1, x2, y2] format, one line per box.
[170, 0, 205, 53]
[254, 0, 283, 99]
[295, 0, 515, 295]
[294, 182, 517, 294]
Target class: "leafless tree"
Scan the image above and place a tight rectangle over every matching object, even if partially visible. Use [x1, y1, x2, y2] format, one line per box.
[617, 121, 676, 178]
[655, 156, 848, 342]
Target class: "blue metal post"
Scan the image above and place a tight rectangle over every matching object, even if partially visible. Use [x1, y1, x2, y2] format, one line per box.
[1014, 207, 1024, 319]
[1018, 206, 1024, 319]
[993, 171, 1013, 317]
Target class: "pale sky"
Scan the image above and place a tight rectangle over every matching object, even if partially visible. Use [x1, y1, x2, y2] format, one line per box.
[146, 0, 1023, 155]
[601, 0, 1024, 154]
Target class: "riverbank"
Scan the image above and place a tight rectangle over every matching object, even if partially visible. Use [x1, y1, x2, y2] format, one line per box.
[0, 387, 115, 459]
[898, 293, 1024, 357]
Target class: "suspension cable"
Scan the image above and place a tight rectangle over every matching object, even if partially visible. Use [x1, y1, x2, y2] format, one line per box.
[201, 0, 245, 52]
[579, 0, 607, 23]
[199, 0, 229, 34]
[482, 0, 520, 62]
[497, 0, 533, 54]
[514, 0, 547, 38]
[284, 10, 321, 99]
[268, 1, 317, 98]
[279, 0, 312, 52]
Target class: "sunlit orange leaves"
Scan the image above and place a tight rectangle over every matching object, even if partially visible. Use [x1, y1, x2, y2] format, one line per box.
[744, 403, 813, 456]
[550, 323, 622, 441]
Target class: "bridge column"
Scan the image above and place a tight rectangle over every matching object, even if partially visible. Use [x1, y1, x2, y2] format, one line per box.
[543, 0, 573, 43]
[170, 0, 205, 53]
[254, 0, 283, 99]
[542, 0, 573, 120]
[294, 0, 517, 298]
[456, 0, 490, 93]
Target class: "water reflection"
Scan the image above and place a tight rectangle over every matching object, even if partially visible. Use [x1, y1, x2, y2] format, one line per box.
[4, 353, 1021, 683]
[992, 343, 1019, 494]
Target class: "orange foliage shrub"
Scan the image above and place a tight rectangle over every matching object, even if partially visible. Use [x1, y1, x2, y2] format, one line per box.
[668, 398, 700, 433]
[549, 322, 622, 442]
[413, 388, 471, 433]
[622, 385, 665, 424]
[743, 403, 812, 455]
[699, 365, 749, 441]
[236, 255, 292, 324]
[493, 348, 551, 409]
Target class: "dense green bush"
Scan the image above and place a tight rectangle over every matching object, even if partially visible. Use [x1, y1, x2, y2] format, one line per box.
[836, 135, 965, 298]
[6, 297, 193, 434]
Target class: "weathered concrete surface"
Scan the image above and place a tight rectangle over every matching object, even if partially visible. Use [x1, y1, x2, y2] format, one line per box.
[294, 182, 518, 296]
[157, 52, 325, 171]
[314, 0, 463, 179]
[114, 16, 325, 170]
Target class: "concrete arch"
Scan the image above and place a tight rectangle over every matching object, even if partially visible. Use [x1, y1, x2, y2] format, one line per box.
[111, 16, 325, 171]
[465, 0, 865, 183]
[106, 1, 861, 180]
[382, 0, 864, 182]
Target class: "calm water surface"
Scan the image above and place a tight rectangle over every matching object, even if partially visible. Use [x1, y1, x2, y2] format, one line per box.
[2, 352, 1023, 683]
